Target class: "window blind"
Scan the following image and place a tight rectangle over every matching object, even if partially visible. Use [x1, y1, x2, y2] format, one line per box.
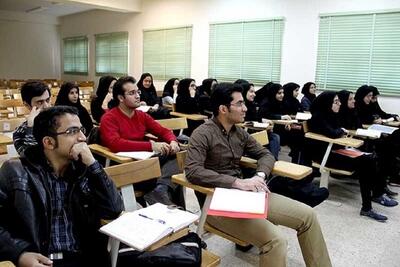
[208, 19, 284, 85]
[95, 32, 128, 76]
[63, 36, 88, 75]
[316, 11, 400, 95]
[143, 26, 192, 80]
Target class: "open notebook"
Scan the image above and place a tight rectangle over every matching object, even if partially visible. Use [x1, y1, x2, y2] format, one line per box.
[100, 203, 199, 251]
[115, 151, 155, 160]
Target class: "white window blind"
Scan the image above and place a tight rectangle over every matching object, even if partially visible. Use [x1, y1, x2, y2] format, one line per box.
[316, 11, 400, 95]
[63, 36, 88, 75]
[208, 19, 284, 85]
[143, 26, 192, 80]
[95, 32, 128, 76]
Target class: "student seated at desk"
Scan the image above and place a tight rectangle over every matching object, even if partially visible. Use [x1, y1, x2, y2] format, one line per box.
[283, 82, 303, 115]
[91, 75, 116, 123]
[185, 83, 332, 267]
[13, 81, 52, 157]
[307, 91, 397, 222]
[138, 73, 170, 119]
[370, 86, 400, 122]
[56, 82, 93, 136]
[175, 78, 204, 136]
[258, 83, 305, 164]
[234, 79, 280, 160]
[161, 78, 179, 105]
[100, 76, 181, 206]
[254, 81, 273, 104]
[300, 82, 316, 111]
[197, 78, 217, 116]
[340, 90, 400, 191]
[1, 106, 123, 267]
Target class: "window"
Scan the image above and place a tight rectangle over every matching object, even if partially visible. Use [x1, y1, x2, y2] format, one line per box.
[208, 19, 284, 85]
[316, 11, 400, 95]
[143, 26, 192, 80]
[95, 32, 128, 76]
[63, 36, 88, 75]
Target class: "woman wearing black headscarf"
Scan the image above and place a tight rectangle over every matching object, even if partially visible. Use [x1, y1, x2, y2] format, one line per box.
[307, 91, 397, 221]
[283, 82, 303, 115]
[162, 78, 179, 105]
[175, 78, 202, 136]
[56, 82, 93, 135]
[337, 90, 362, 130]
[301, 82, 317, 111]
[197, 78, 217, 115]
[91, 75, 116, 123]
[137, 73, 170, 119]
[354, 85, 378, 124]
[370, 86, 400, 122]
[258, 83, 304, 163]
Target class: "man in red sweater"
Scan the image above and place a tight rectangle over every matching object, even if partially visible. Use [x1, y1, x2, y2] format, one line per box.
[100, 76, 180, 205]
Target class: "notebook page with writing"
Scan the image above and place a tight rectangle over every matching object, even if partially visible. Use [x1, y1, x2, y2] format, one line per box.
[99, 212, 172, 251]
[209, 188, 266, 214]
[368, 124, 397, 135]
[138, 203, 199, 231]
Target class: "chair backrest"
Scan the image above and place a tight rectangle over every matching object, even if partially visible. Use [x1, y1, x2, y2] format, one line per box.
[104, 158, 161, 211]
[157, 117, 188, 136]
[0, 118, 25, 133]
[176, 150, 187, 172]
[249, 130, 269, 146]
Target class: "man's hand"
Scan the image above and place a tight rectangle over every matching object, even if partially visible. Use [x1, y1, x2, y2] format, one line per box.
[70, 142, 95, 166]
[18, 252, 53, 267]
[169, 141, 180, 155]
[26, 106, 42, 127]
[151, 141, 171, 155]
[232, 176, 270, 192]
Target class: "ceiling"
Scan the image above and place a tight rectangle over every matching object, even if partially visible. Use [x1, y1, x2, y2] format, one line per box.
[0, 0, 131, 17]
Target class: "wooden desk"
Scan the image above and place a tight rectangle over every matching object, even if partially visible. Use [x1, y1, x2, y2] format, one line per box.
[237, 122, 274, 131]
[88, 144, 133, 166]
[170, 111, 208, 121]
[271, 119, 299, 125]
[0, 134, 12, 145]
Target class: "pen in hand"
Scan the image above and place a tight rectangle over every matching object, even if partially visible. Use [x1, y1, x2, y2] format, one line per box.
[138, 213, 166, 225]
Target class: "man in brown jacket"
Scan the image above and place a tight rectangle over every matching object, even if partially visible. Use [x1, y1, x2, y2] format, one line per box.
[185, 83, 331, 267]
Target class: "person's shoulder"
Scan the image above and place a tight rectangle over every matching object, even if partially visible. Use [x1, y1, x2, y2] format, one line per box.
[191, 120, 216, 138]
[0, 159, 26, 181]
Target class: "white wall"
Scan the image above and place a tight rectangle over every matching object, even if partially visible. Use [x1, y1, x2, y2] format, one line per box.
[0, 11, 61, 79]
[59, 0, 400, 113]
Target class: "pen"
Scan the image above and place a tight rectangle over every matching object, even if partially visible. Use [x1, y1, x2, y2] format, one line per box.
[138, 213, 166, 224]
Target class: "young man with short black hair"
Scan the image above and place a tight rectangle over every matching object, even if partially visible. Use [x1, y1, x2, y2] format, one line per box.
[0, 106, 123, 267]
[185, 83, 332, 267]
[13, 80, 52, 156]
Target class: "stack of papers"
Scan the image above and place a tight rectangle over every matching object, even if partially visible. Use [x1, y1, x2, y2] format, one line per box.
[295, 112, 312, 121]
[356, 128, 381, 139]
[115, 151, 154, 160]
[100, 203, 199, 251]
[368, 124, 397, 135]
[208, 188, 268, 219]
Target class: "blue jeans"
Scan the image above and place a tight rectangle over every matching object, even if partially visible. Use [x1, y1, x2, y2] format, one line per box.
[267, 132, 280, 160]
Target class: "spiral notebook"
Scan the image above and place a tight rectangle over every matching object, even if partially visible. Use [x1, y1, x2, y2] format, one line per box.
[100, 203, 199, 251]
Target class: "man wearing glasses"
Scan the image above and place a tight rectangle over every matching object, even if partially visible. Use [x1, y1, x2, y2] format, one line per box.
[0, 106, 123, 267]
[100, 76, 181, 206]
[185, 83, 331, 267]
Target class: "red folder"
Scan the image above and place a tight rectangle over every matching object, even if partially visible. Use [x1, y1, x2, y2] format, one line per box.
[332, 148, 364, 158]
[207, 193, 269, 219]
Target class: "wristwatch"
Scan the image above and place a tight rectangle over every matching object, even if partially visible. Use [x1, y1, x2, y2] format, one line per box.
[256, 172, 266, 178]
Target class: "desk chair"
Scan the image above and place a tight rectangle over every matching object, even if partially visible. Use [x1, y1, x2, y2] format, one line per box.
[303, 122, 364, 188]
[172, 130, 312, 248]
[0, 262, 15, 267]
[104, 158, 220, 267]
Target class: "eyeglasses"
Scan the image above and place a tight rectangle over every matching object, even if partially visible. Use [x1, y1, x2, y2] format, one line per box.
[125, 90, 141, 96]
[229, 100, 246, 108]
[54, 126, 86, 136]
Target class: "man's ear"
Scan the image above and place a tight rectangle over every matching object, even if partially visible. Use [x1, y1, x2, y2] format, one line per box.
[117, 95, 124, 103]
[43, 136, 56, 150]
[219, 105, 228, 115]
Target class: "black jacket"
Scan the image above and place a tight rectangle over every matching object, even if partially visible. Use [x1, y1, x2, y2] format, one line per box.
[0, 146, 123, 266]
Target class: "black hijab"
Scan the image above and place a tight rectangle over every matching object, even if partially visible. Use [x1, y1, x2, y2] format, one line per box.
[197, 78, 217, 96]
[162, 78, 178, 98]
[337, 90, 361, 130]
[355, 85, 375, 124]
[235, 79, 257, 121]
[283, 82, 302, 114]
[138, 73, 159, 106]
[301, 82, 316, 102]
